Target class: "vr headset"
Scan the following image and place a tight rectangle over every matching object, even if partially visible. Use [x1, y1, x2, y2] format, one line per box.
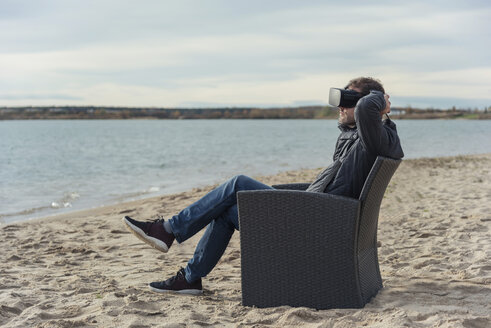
[328, 88, 363, 108]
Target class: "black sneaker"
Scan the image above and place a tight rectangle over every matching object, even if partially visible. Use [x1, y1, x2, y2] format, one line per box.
[149, 268, 203, 295]
[122, 216, 175, 253]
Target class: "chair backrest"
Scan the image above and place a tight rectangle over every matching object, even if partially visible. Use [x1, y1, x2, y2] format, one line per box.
[357, 157, 401, 254]
[354, 156, 401, 303]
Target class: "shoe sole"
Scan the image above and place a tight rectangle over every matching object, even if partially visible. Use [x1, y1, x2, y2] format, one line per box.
[122, 217, 169, 253]
[149, 285, 203, 295]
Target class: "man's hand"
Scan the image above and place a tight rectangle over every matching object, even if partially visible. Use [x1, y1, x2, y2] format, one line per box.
[381, 94, 391, 116]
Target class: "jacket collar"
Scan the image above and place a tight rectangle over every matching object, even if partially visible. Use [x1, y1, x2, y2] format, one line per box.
[338, 117, 396, 132]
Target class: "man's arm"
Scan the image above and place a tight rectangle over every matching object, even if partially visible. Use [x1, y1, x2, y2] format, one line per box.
[354, 90, 397, 156]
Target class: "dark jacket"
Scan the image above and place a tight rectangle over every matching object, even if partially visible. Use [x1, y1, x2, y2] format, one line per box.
[306, 90, 404, 198]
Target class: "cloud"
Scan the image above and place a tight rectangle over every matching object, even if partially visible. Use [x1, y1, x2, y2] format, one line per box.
[392, 96, 491, 109]
[0, 1, 490, 107]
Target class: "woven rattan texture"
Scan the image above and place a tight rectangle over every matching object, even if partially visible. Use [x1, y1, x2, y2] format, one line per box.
[357, 158, 401, 303]
[238, 156, 401, 309]
[239, 191, 361, 309]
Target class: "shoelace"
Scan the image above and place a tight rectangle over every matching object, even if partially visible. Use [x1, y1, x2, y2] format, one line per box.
[152, 215, 165, 223]
[167, 268, 185, 285]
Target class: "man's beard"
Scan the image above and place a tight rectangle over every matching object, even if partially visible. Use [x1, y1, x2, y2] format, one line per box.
[338, 113, 355, 126]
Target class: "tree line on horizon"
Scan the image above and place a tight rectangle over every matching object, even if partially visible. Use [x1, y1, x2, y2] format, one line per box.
[0, 105, 489, 120]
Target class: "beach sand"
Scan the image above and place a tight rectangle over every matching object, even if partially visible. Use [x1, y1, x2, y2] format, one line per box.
[1, 154, 490, 328]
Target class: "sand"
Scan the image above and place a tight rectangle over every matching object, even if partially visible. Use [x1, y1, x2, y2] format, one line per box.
[1, 154, 490, 328]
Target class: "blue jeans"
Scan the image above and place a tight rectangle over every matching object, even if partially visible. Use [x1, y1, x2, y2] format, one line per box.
[168, 175, 273, 283]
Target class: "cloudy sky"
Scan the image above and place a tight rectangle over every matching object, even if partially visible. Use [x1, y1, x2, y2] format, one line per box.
[1, 0, 490, 108]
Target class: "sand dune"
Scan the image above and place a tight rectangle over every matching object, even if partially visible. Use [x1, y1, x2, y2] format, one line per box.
[1, 154, 490, 327]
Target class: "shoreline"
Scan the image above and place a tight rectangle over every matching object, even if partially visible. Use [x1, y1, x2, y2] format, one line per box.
[2, 108, 490, 120]
[1, 153, 490, 327]
[0, 165, 323, 226]
[3, 153, 490, 227]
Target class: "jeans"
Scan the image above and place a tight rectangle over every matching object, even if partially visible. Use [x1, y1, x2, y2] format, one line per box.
[168, 175, 273, 283]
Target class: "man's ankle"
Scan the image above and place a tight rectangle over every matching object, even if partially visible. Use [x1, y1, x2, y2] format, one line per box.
[163, 220, 173, 234]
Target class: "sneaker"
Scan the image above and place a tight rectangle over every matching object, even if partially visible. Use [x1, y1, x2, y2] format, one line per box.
[122, 216, 175, 253]
[149, 268, 203, 295]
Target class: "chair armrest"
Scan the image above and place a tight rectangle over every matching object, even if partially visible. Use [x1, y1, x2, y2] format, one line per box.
[272, 183, 311, 190]
[237, 190, 360, 234]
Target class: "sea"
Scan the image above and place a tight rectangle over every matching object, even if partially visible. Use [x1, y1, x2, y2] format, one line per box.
[1, 119, 490, 224]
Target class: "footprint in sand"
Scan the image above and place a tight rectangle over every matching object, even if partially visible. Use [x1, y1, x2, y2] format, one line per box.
[110, 229, 127, 234]
[0, 304, 23, 316]
[413, 259, 439, 269]
[417, 232, 437, 238]
[38, 305, 82, 320]
[462, 317, 490, 328]
[7, 254, 22, 261]
[127, 320, 153, 327]
[2, 225, 20, 231]
[4, 233, 17, 240]
[120, 209, 136, 214]
[102, 245, 119, 252]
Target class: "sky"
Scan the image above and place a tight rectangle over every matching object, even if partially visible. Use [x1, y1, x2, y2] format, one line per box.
[0, 0, 490, 109]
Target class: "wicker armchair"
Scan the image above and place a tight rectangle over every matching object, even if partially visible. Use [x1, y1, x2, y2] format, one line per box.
[237, 156, 401, 309]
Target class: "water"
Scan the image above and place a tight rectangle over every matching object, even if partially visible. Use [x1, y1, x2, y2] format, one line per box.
[1, 119, 490, 224]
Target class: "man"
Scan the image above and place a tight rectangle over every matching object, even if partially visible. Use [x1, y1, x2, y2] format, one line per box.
[123, 77, 404, 295]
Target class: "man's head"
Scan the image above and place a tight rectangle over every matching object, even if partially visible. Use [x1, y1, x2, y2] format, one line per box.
[345, 77, 385, 96]
[337, 77, 387, 126]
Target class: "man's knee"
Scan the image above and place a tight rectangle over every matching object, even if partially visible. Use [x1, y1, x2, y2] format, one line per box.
[228, 174, 251, 188]
[234, 174, 250, 184]
[228, 174, 267, 195]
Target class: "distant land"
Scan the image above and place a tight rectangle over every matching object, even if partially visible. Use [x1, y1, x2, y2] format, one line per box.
[0, 105, 489, 120]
